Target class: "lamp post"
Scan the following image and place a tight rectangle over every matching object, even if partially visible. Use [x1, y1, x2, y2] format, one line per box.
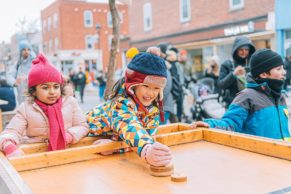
[95, 23, 101, 72]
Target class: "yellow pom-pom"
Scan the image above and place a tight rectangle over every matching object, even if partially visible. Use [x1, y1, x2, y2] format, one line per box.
[126, 47, 139, 59]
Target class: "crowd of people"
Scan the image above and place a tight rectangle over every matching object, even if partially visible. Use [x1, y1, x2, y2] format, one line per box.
[0, 36, 291, 167]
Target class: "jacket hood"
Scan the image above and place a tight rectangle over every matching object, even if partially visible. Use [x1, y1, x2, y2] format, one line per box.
[232, 36, 256, 63]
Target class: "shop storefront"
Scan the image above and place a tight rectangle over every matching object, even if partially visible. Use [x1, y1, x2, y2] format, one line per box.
[178, 29, 274, 78]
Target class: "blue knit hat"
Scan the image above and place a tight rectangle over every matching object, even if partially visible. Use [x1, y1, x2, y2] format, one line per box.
[127, 52, 167, 78]
[18, 40, 32, 52]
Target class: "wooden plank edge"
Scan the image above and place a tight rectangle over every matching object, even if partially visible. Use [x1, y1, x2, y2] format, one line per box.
[156, 129, 203, 146]
[21, 123, 193, 154]
[20, 136, 100, 154]
[203, 128, 291, 161]
[10, 141, 129, 172]
[0, 153, 33, 194]
[11, 129, 203, 172]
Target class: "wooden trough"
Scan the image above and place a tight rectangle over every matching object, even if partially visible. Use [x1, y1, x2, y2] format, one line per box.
[1, 123, 291, 194]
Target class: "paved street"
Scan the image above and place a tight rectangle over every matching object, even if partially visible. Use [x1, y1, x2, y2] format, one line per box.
[79, 85, 291, 131]
[75, 84, 103, 114]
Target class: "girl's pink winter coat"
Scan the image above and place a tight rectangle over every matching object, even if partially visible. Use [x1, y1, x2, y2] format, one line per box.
[0, 96, 89, 150]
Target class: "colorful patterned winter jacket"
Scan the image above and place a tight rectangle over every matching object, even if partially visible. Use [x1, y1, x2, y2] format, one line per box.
[86, 85, 160, 155]
[204, 76, 291, 141]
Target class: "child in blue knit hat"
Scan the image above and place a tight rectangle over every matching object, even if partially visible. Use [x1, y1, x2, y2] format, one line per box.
[192, 49, 291, 142]
[86, 50, 172, 167]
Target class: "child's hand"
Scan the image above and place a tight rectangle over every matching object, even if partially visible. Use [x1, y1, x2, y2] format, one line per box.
[2, 141, 24, 158]
[141, 142, 172, 167]
[93, 139, 117, 155]
[190, 121, 210, 129]
[65, 132, 74, 144]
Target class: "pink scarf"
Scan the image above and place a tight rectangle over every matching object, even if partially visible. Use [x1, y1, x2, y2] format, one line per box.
[35, 98, 66, 151]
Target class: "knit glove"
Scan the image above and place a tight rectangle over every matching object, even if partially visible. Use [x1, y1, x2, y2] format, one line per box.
[93, 139, 116, 155]
[141, 142, 172, 167]
[65, 132, 74, 144]
[2, 141, 24, 158]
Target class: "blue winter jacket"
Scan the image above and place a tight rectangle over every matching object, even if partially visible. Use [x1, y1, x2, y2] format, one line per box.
[204, 76, 290, 141]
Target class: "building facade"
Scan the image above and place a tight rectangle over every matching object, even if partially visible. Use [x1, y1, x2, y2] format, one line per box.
[275, 0, 291, 58]
[128, 0, 275, 77]
[41, 0, 129, 75]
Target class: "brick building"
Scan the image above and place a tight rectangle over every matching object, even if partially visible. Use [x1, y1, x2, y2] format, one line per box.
[41, 0, 129, 75]
[128, 0, 275, 77]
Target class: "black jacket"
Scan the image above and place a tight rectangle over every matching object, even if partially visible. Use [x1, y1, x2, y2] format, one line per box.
[284, 59, 291, 79]
[218, 36, 255, 105]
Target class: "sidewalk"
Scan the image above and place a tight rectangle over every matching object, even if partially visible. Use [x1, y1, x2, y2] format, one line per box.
[76, 84, 103, 113]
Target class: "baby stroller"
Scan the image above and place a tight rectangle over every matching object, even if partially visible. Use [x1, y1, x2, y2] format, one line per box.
[190, 77, 225, 121]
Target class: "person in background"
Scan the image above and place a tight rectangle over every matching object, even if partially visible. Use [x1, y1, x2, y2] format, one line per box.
[166, 47, 185, 122]
[8, 40, 35, 104]
[283, 47, 291, 90]
[86, 52, 172, 167]
[0, 64, 16, 111]
[96, 70, 106, 100]
[147, 46, 175, 124]
[0, 53, 88, 158]
[76, 67, 86, 103]
[191, 49, 290, 142]
[205, 55, 220, 94]
[218, 36, 255, 107]
[68, 69, 78, 96]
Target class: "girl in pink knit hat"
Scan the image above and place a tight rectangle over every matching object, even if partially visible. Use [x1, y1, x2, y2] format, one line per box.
[0, 53, 89, 158]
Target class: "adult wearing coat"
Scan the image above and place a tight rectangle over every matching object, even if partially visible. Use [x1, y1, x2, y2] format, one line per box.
[8, 40, 35, 104]
[218, 36, 255, 107]
[284, 47, 291, 90]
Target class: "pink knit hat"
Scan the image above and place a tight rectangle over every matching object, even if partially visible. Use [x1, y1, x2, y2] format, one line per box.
[28, 53, 63, 87]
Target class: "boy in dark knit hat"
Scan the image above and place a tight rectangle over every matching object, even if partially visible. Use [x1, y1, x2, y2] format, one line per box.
[192, 48, 290, 142]
[86, 52, 172, 167]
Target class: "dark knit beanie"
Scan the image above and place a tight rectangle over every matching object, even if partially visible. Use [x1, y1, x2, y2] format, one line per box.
[157, 43, 169, 54]
[169, 47, 179, 54]
[127, 52, 167, 78]
[250, 48, 284, 77]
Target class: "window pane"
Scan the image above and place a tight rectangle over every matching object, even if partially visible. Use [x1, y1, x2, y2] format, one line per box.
[84, 11, 93, 27]
[143, 3, 152, 31]
[233, 0, 241, 6]
[182, 0, 188, 18]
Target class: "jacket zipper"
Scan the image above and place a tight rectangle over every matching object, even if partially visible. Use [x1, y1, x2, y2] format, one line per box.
[275, 99, 284, 139]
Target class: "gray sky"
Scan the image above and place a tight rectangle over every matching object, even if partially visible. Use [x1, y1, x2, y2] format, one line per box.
[0, 0, 110, 43]
[0, 0, 54, 43]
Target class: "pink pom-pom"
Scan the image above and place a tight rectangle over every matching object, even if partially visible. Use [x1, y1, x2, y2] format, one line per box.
[32, 53, 47, 65]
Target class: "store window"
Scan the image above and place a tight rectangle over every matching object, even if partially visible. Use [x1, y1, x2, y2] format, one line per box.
[229, 0, 244, 11]
[188, 49, 203, 78]
[143, 3, 152, 31]
[285, 30, 291, 55]
[180, 0, 191, 23]
[217, 44, 232, 65]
